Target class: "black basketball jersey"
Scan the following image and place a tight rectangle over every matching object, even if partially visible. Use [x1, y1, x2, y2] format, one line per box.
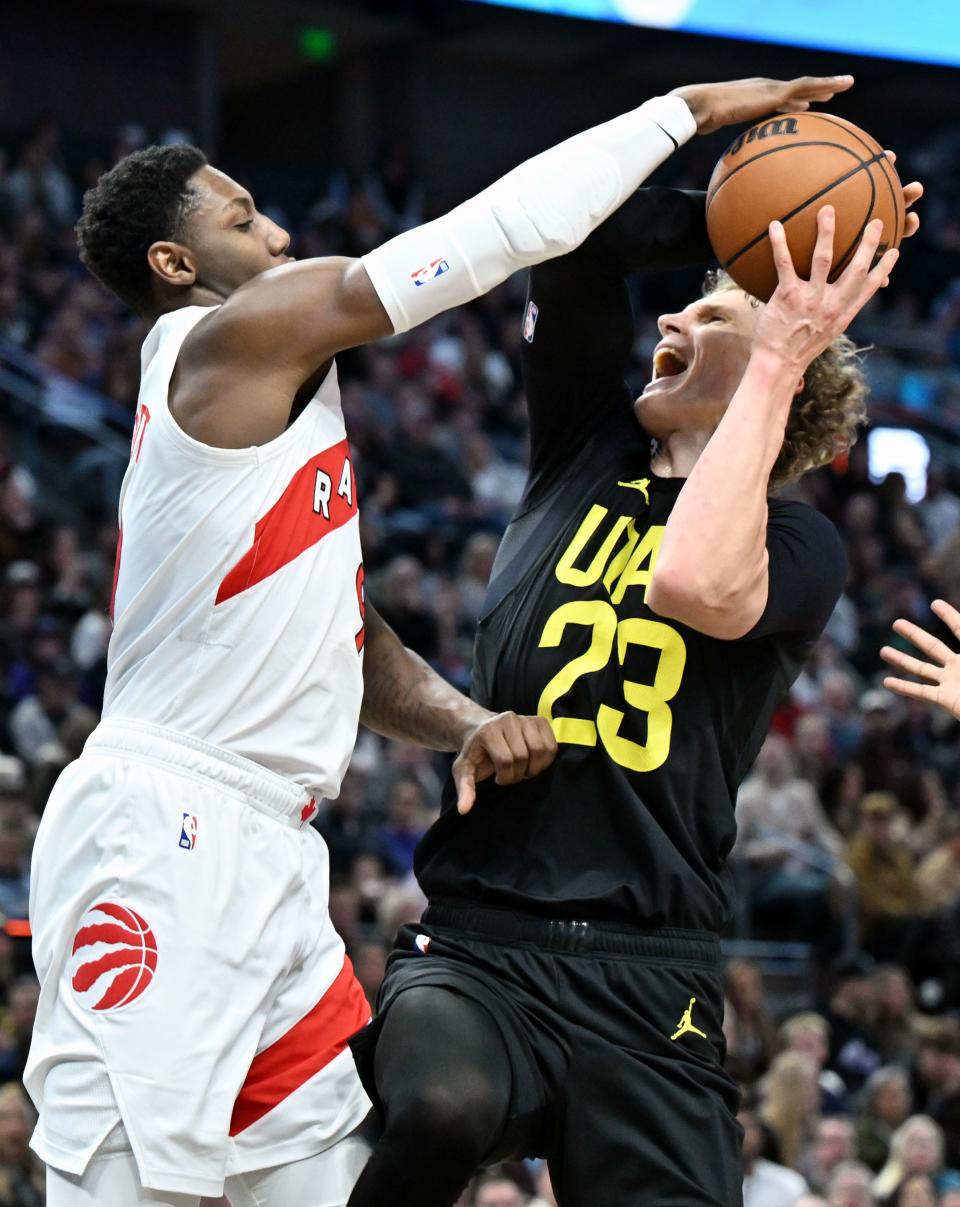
[415, 188, 846, 932]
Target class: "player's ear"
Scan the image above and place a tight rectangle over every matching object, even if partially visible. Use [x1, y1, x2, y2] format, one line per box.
[794, 374, 805, 397]
[148, 241, 197, 289]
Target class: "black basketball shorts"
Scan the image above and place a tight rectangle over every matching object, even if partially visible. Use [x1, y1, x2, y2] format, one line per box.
[350, 900, 743, 1207]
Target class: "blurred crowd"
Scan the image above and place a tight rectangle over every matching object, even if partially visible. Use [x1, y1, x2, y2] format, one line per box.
[0, 105, 957, 1207]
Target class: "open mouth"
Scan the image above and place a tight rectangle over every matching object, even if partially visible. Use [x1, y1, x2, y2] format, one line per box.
[652, 346, 688, 381]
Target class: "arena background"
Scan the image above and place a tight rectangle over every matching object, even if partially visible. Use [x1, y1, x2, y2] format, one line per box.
[0, 2, 959, 1204]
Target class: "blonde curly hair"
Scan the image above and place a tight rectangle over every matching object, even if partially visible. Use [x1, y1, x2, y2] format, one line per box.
[704, 270, 869, 491]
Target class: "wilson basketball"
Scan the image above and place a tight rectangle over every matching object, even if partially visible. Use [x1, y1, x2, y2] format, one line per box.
[706, 112, 905, 302]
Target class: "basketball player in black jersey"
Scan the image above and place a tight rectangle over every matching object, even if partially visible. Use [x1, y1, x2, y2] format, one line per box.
[347, 162, 922, 1203]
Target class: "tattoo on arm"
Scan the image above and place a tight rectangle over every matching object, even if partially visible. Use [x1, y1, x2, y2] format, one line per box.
[360, 604, 487, 749]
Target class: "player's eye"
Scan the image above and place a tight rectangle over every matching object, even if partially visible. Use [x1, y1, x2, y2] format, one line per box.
[235, 219, 254, 231]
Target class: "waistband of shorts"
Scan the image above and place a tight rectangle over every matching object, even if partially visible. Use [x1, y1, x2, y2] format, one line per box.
[422, 900, 720, 963]
[84, 718, 316, 828]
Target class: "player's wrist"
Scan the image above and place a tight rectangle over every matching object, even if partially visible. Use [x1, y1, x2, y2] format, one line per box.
[743, 345, 805, 404]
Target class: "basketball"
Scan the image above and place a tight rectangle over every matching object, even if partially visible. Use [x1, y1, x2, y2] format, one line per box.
[706, 112, 906, 302]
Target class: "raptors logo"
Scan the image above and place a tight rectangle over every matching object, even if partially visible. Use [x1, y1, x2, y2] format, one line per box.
[70, 902, 158, 1012]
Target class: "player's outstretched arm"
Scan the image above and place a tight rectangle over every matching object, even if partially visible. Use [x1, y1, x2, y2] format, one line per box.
[648, 205, 899, 639]
[360, 604, 558, 814]
[881, 600, 960, 721]
[176, 77, 856, 447]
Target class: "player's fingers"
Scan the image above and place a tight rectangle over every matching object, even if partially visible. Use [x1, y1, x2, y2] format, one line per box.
[879, 646, 941, 682]
[789, 74, 854, 101]
[809, 206, 836, 288]
[903, 180, 923, 208]
[522, 716, 559, 779]
[882, 676, 941, 706]
[904, 214, 920, 239]
[482, 714, 529, 784]
[842, 217, 885, 281]
[892, 617, 952, 664]
[768, 220, 799, 289]
[931, 598, 960, 642]
[871, 246, 900, 290]
[452, 758, 477, 815]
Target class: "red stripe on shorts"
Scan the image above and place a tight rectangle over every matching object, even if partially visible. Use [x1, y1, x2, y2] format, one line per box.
[229, 956, 371, 1136]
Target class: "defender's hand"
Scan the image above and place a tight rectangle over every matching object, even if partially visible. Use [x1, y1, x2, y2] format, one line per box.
[452, 712, 558, 815]
[752, 205, 900, 371]
[881, 600, 960, 721]
[671, 75, 854, 136]
[885, 152, 923, 239]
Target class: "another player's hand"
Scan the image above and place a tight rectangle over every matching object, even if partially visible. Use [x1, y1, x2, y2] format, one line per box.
[881, 599, 960, 721]
[884, 151, 923, 239]
[671, 75, 854, 136]
[452, 712, 558, 815]
[752, 205, 900, 371]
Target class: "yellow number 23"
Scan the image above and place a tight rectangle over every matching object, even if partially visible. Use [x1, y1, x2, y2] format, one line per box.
[536, 599, 686, 773]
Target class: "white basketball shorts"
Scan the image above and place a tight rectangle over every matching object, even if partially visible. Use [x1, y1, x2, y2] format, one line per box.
[26, 718, 372, 1199]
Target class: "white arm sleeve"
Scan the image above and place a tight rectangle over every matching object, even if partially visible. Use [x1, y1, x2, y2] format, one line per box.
[361, 95, 696, 334]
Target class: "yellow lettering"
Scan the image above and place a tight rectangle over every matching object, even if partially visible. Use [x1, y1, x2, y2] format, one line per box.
[555, 506, 632, 588]
[596, 618, 686, 773]
[608, 526, 664, 605]
[537, 600, 617, 746]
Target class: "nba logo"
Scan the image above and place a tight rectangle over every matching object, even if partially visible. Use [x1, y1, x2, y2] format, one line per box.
[414, 934, 431, 955]
[179, 813, 197, 850]
[411, 257, 450, 287]
[522, 300, 539, 343]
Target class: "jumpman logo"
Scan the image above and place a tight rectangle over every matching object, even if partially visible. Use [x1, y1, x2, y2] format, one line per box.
[616, 478, 650, 503]
[670, 997, 707, 1042]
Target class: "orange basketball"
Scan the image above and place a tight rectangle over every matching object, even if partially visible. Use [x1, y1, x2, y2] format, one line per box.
[706, 112, 905, 302]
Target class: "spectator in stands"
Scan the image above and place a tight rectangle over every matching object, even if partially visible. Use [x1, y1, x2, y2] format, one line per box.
[0, 977, 39, 1086]
[741, 1106, 808, 1207]
[7, 656, 92, 767]
[874, 1117, 957, 1203]
[893, 1174, 938, 1207]
[827, 1160, 878, 1207]
[871, 966, 919, 1067]
[2, 120, 75, 228]
[381, 775, 434, 878]
[760, 1051, 821, 1171]
[919, 465, 960, 553]
[371, 555, 440, 661]
[734, 734, 850, 948]
[0, 758, 30, 836]
[913, 1030, 960, 1170]
[0, 826, 29, 920]
[825, 958, 883, 1092]
[0, 1082, 43, 1207]
[844, 792, 933, 967]
[802, 1117, 858, 1195]
[918, 815, 960, 913]
[856, 1067, 914, 1173]
[780, 1014, 848, 1116]
[530, 1162, 556, 1207]
[473, 1168, 530, 1207]
[723, 958, 777, 1086]
[351, 938, 389, 1008]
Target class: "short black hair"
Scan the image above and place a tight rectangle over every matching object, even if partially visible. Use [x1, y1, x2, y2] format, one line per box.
[75, 144, 208, 313]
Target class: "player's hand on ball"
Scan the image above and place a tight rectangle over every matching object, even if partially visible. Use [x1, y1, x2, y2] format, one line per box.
[753, 204, 900, 370]
[671, 75, 854, 136]
[881, 600, 960, 721]
[884, 152, 923, 238]
[453, 712, 558, 814]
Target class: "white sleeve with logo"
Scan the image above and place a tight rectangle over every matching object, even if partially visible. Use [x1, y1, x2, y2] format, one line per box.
[361, 95, 696, 334]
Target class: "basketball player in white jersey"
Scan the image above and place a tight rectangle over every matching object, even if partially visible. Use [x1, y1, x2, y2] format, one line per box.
[26, 74, 855, 1206]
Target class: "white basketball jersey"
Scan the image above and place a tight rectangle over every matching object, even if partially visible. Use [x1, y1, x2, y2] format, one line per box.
[102, 305, 365, 797]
